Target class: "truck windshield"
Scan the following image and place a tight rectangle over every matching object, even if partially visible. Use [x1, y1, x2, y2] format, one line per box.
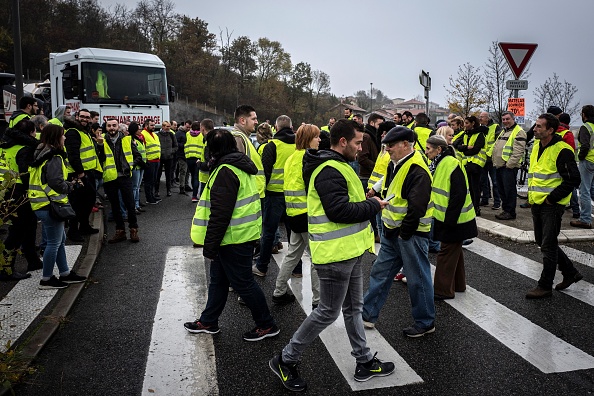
[81, 62, 168, 105]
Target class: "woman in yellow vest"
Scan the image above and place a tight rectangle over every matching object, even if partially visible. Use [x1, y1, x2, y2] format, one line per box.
[28, 124, 87, 289]
[425, 135, 477, 300]
[186, 129, 279, 341]
[272, 124, 321, 308]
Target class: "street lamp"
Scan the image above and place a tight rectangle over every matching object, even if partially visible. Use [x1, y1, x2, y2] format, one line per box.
[370, 82, 373, 113]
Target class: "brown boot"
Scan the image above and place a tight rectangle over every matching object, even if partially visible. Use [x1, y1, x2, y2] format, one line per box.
[130, 228, 140, 243]
[109, 229, 127, 244]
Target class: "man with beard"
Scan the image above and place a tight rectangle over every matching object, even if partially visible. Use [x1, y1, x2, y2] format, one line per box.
[141, 118, 161, 204]
[64, 108, 104, 242]
[100, 118, 143, 243]
[402, 111, 415, 129]
[231, 105, 265, 198]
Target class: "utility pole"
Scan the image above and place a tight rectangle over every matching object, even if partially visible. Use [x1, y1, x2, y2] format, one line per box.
[370, 82, 373, 113]
[12, 0, 24, 102]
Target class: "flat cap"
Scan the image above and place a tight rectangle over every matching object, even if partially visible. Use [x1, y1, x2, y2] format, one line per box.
[382, 126, 415, 144]
[546, 106, 562, 115]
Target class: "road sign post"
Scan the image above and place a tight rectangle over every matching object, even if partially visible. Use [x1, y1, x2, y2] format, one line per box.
[499, 42, 537, 98]
[419, 69, 431, 116]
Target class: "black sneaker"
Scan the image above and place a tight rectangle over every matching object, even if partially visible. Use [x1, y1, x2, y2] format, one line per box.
[183, 320, 220, 334]
[354, 352, 395, 382]
[403, 324, 435, 338]
[39, 275, 69, 290]
[243, 324, 280, 341]
[269, 354, 307, 392]
[59, 271, 87, 284]
[272, 292, 296, 305]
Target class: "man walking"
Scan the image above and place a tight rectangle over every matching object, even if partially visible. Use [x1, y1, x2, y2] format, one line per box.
[269, 119, 394, 392]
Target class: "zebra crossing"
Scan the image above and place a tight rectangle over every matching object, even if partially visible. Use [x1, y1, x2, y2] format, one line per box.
[141, 239, 594, 393]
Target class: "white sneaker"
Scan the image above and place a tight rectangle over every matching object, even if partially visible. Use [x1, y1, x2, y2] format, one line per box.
[363, 321, 375, 329]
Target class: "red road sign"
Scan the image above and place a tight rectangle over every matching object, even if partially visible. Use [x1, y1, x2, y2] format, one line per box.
[499, 42, 538, 80]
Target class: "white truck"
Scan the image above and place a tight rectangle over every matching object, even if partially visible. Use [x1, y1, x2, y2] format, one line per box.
[49, 47, 174, 126]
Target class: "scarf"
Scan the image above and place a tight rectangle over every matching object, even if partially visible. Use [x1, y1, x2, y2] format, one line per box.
[428, 152, 443, 174]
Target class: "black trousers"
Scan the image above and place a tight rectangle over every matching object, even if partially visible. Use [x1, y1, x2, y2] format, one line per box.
[157, 157, 174, 194]
[68, 171, 97, 233]
[3, 189, 38, 268]
[104, 176, 138, 230]
[465, 164, 482, 215]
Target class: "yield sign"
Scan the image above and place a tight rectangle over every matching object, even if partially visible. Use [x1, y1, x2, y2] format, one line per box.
[499, 42, 538, 79]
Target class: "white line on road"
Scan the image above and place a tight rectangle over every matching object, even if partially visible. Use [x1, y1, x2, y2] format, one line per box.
[142, 246, 218, 396]
[560, 245, 594, 269]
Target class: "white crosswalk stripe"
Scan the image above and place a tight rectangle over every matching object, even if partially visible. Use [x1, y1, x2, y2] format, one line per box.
[561, 245, 594, 269]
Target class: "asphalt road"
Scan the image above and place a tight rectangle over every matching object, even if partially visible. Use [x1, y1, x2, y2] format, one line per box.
[13, 188, 594, 396]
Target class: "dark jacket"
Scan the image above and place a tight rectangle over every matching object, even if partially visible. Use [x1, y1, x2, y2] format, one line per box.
[103, 132, 144, 179]
[578, 117, 594, 161]
[535, 133, 580, 203]
[203, 152, 259, 259]
[358, 127, 379, 179]
[453, 125, 487, 172]
[319, 130, 331, 150]
[158, 130, 177, 160]
[175, 128, 187, 159]
[64, 119, 105, 177]
[302, 148, 380, 226]
[432, 149, 478, 243]
[262, 127, 296, 196]
[0, 127, 37, 192]
[31, 145, 74, 207]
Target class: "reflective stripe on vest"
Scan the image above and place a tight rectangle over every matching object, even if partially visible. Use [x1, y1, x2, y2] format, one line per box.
[284, 150, 307, 216]
[103, 136, 133, 182]
[190, 163, 262, 246]
[232, 131, 266, 197]
[307, 160, 374, 265]
[527, 140, 573, 206]
[28, 156, 69, 210]
[501, 125, 524, 163]
[65, 129, 102, 173]
[0, 145, 25, 184]
[462, 133, 487, 167]
[141, 130, 161, 160]
[266, 140, 296, 192]
[431, 155, 475, 223]
[184, 132, 204, 159]
[382, 151, 434, 232]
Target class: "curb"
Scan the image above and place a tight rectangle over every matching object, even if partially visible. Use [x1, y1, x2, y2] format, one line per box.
[476, 217, 594, 243]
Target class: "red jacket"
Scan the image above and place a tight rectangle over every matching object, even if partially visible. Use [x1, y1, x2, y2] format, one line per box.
[557, 123, 575, 150]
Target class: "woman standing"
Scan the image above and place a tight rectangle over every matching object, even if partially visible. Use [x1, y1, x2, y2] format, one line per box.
[425, 135, 477, 300]
[29, 124, 87, 289]
[130, 122, 147, 213]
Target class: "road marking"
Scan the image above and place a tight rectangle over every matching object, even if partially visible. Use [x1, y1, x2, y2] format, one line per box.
[560, 245, 594, 269]
[273, 247, 423, 390]
[465, 239, 594, 307]
[0, 245, 82, 353]
[142, 247, 218, 396]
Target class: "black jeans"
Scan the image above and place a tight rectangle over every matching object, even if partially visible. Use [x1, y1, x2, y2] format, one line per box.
[104, 176, 138, 229]
[496, 167, 518, 216]
[144, 161, 160, 202]
[156, 157, 174, 194]
[68, 171, 97, 232]
[480, 160, 500, 206]
[200, 242, 275, 328]
[186, 158, 200, 199]
[465, 164, 482, 215]
[531, 203, 578, 289]
[3, 189, 38, 268]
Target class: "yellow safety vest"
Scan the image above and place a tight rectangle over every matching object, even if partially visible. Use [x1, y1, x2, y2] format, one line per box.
[581, 122, 594, 163]
[307, 160, 374, 265]
[141, 130, 161, 161]
[367, 149, 390, 193]
[284, 150, 307, 217]
[414, 126, 432, 152]
[8, 113, 30, 128]
[190, 164, 261, 245]
[134, 139, 146, 170]
[198, 143, 209, 183]
[528, 140, 573, 206]
[485, 123, 500, 157]
[501, 124, 524, 163]
[382, 151, 434, 233]
[102, 136, 133, 182]
[184, 132, 204, 159]
[28, 155, 69, 211]
[320, 125, 330, 133]
[0, 145, 24, 184]
[266, 139, 296, 193]
[232, 130, 266, 198]
[257, 141, 268, 156]
[462, 133, 487, 167]
[406, 121, 415, 129]
[453, 130, 465, 162]
[65, 129, 102, 173]
[431, 155, 475, 223]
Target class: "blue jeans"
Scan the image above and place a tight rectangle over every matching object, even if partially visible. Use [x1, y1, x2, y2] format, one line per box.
[132, 169, 144, 209]
[429, 218, 441, 252]
[255, 195, 286, 273]
[578, 160, 594, 224]
[496, 167, 518, 216]
[35, 210, 70, 278]
[282, 255, 372, 365]
[363, 233, 435, 329]
[199, 242, 275, 328]
[480, 160, 500, 206]
[348, 160, 360, 175]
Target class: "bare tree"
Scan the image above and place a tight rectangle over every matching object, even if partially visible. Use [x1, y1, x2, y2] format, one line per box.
[530, 73, 580, 119]
[483, 41, 513, 123]
[445, 62, 486, 117]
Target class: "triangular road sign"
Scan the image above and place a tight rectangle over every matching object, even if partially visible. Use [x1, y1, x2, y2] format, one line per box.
[499, 42, 538, 79]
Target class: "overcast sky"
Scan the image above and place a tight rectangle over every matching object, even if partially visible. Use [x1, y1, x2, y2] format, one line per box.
[99, 0, 593, 120]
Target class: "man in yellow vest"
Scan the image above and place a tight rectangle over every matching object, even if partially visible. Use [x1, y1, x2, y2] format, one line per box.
[412, 112, 433, 153]
[64, 108, 104, 242]
[526, 113, 582, 299]
[362, 126, 436, 337]
[8, 96, 38, 128]
[186, 129, 280, 341]
[571, 104, 594, 229]
[252, 115, 296, 277]
[141, 118, 161, 204]
[319, 117, 335, 150]
[185, 121, 206, 202]
[344, 107, 354, 120]
[101, 118, 143, 243]
[492, 111, 527, 220]
[479, 111, 502, 210]
[402, 111, 415, 129]
[269, 119, 393, 392]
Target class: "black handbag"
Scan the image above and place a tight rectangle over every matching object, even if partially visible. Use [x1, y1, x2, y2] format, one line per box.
[49, 201, 76, 221]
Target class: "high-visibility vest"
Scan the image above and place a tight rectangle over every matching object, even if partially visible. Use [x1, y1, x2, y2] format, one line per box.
[257, 141, 268, 156]
[284, 150, 307, 217]
[406, 120, 415, 129]
[367, 149, 390, 192]
[8, 113, 30, 128]
[65, 129, 102, 173]
[198, 144, 209, 183]
[485, 123, 500, 157]
[103, 136, 133, 182]
[134, 139, 146, 170]
[453, 130, 465, 162]
[431, 155, 475, 223]
[28, 156, 69, 211]
[232, 130, 265, 198]
[190, 164, 261, 246]
[320, 125, 330, 133]
[266, 139, 296, 193]
[0, 145, 24, 184]
[414, 126, 432, 152]
[580, 122, 594, 163]
[461, 132, 487, 167]
[307, 160, 374, 265]
[501, 124, 524, 163]
[528, 140, 573, 206]
[382, 151, 433, 232]
[184, 132, 203, 159]
[141, 130, 161, 160]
